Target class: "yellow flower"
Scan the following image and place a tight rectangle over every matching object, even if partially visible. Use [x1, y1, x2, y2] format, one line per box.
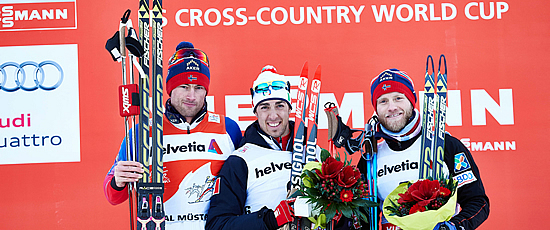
[304, 161, 322, 171]
[303, 176, 313, 188]
[309, 213, 326, 229]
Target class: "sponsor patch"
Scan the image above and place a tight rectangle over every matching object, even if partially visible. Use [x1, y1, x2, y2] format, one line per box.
[454, 171, 477, 188]
[208, 139, 223, 155]
[454, 152, 471, 172]
[208, 113, 220, 123]
[238, 146, 250, 153]
[212, 177, 221, 195]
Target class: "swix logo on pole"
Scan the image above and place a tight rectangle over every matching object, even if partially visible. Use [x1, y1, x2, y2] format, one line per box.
[118, 84, 139, 117]
[0, 1, 77, 31]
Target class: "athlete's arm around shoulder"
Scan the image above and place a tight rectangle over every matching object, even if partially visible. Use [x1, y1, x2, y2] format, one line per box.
[224, 116, 242, 150]
[206, 148, 270, 230]
[444, 134, 490, 230]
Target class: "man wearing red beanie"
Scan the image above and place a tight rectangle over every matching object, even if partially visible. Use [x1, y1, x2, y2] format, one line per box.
[103, 41, 242, 230]
[336, 68, 489, 230]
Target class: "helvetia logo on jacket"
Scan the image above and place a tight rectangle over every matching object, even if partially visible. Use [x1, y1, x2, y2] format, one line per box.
[164, 141, 206, 154]
[255, 162, 292, 178]
[377, 160, 418, 177]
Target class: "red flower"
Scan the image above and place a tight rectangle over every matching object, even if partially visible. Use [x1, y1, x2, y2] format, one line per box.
[340, 190, 353, 202]
[409, 203, 426, 214]
[409, 180, 442, 207]
[439, 187, 451, 197]
[337, 166, 361, 188]
[315, 156, 344, 179]
[398, 189, 415, 204]
[398, 180, 445, 207]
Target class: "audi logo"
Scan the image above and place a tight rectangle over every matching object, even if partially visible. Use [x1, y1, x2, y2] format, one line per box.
[0, 61, 64, 92]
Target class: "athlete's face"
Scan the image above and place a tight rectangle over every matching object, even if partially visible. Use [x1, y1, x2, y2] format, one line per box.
[170, 84, 207, 122]
[376, 92, 413, 132]
[255, 100, 291, 138]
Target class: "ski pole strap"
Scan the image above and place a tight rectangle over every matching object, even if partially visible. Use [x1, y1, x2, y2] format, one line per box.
[439, 54, 447, 74]
[121, 9, 131, 23]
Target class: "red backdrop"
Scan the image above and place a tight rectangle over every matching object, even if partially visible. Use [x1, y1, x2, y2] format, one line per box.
[1, 0, 548, 229]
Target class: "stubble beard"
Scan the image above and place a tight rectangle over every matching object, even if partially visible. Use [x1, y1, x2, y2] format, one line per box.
[173, 99, 204, 120]
[379, 107, 413, 132]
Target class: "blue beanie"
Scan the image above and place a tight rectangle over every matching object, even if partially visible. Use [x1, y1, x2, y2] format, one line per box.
[166, 41, 210, 95]
[370, 68, 416, 110]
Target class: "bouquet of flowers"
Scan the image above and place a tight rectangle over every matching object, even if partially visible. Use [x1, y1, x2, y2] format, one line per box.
[383, 178, 458, 230]
[299, 149, 378, 229]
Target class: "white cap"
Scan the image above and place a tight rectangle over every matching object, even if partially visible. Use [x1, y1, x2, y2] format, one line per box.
[251, 65, 292, 112]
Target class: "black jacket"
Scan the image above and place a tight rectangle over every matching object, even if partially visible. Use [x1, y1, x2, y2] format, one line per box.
[205, 121, 295, 230]
[358, 133, 490, 230]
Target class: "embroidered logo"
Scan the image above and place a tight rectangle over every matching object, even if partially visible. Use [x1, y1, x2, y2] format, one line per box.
[454, 171, 477, 188]
[208, 113, 220, 123]
[454, 152, 471, 172]
[208, 139, 223, 155]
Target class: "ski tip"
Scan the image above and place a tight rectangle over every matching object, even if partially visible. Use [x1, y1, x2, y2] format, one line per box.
[300, 61, 308, 77]
[314, 64, 322, 74]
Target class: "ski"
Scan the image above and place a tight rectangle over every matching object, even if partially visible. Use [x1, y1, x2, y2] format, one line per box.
[136, 0, 152, 229]
[432, 55, 447, 179]
[149, 0, 165, 229]
[419, 55, 435, 179]
[300, 65, 321, 230]
[304, 65, 321, 164]
[290, 61, 309, 191]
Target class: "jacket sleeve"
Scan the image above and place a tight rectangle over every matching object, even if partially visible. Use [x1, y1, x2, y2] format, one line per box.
[444, 134, 490, 230]
[206, 155, 271, 230]
[225, 117, 243, 150]
[103, 136, 130, 205]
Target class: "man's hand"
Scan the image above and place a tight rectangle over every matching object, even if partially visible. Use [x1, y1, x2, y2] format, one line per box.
[434, 221, 457, 230]
[274, 198, 296, 227]
[113, 161, 144, 188]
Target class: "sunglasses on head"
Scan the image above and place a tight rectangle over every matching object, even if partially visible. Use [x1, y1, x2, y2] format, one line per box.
[254, 80, 289, 94]
[169, 48, 210, 66]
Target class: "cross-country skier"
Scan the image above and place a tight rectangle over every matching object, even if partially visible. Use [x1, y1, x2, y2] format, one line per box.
[205, 65, 300, 230]
[103, 41, 242, 230]
[335, 68, 489, 230]
[206, 65, 358, 230]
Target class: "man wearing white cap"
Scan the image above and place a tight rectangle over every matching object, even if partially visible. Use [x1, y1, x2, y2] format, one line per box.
[206, 65, 304, 230]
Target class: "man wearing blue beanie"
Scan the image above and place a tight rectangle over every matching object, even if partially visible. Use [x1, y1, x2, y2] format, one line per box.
[334, 68, 490, 230]
[104, 41, 242, 230]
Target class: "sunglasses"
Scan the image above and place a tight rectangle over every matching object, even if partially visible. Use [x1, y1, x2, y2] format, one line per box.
[254, 80, 289, 94]
[169, 48, 209, 66]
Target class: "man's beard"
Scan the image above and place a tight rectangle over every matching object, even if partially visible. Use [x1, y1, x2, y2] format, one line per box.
[173, 99, 205, 120]
[379, 107, 413, 132]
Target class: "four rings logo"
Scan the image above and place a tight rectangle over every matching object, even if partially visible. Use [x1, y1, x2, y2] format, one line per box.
[0, 61, 63, 92]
